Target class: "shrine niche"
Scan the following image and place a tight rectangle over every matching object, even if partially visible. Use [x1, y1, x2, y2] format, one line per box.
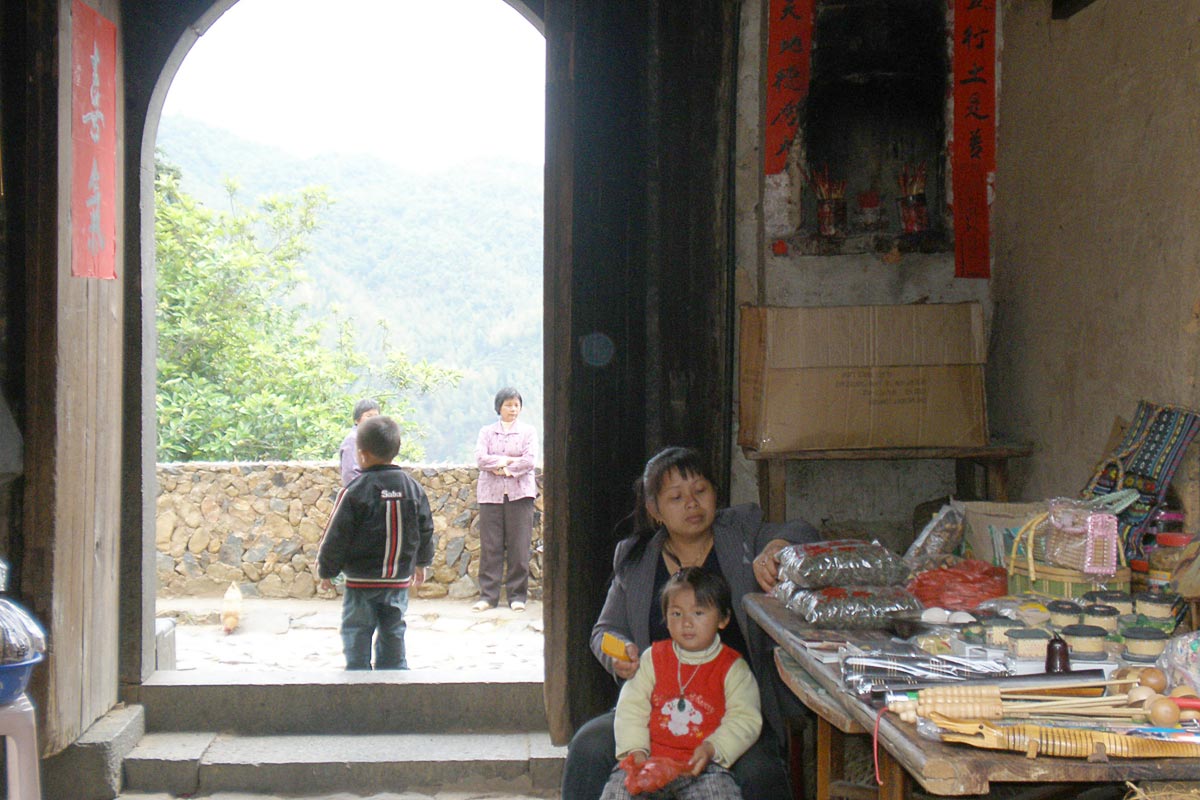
[764, 0, 997, 277]
[805, 0, 947, 245]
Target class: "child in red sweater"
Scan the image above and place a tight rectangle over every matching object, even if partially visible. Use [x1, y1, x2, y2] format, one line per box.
[600, 567, 761, 799]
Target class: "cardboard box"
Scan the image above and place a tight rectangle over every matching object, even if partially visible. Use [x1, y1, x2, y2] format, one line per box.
[953, 500, 1045, 566]
[738, 303, 989, 452]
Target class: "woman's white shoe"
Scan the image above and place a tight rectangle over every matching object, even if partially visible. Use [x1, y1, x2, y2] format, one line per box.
[471, 600, 491, 612]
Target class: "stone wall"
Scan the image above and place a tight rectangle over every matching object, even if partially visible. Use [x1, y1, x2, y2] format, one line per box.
[156, 462, 544, 601]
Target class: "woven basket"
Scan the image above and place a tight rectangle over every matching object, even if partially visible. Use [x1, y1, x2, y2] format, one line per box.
[1007, 510, 1129, 598]
[1007, 560, 1131, 599]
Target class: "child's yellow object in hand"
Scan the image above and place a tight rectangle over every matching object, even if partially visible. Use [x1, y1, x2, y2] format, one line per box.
[601, 632, 632, 662]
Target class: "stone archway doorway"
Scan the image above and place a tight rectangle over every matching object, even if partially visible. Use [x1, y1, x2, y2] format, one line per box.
[123, 0, 738, 750]
[129, 0, 553, 689]
[147, 0, 548, 670]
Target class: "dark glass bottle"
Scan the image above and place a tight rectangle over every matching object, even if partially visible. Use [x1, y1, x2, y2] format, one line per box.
[1045, 634, 1070, 673]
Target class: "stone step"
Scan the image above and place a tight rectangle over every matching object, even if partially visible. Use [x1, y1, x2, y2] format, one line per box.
[122, 731, 566, 797]
[129, 669, 548, 735]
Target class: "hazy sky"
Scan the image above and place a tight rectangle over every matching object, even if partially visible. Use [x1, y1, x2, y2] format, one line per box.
[162, 0, 546, 170]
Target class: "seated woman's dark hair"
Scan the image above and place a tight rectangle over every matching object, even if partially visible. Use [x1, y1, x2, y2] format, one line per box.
[494, 387, 523, 414]
[660, 566, 732, 620]
[620, 446, 715, 563]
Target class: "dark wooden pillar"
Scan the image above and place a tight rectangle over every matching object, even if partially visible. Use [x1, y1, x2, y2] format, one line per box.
[543, 0, 651, 743]
[543, 0, 737, 743]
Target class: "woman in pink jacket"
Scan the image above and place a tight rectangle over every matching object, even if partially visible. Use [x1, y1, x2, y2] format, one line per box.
[473, 388, 538, 612]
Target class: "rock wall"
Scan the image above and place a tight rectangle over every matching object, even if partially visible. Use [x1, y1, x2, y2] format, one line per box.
[156, 462, 544, 601]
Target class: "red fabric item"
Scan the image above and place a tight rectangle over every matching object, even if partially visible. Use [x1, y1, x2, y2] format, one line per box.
[620, 753, 689, 795]
[906, 558, 1007, 611]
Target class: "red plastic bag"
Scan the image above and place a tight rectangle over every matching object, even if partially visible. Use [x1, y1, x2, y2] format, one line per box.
[906, 558, 1006, 610]
[619, 753, 689, 795]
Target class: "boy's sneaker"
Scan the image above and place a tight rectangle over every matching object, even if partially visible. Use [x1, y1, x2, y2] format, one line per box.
[510, 601, 526, 612]
[472, 600, 491, 612]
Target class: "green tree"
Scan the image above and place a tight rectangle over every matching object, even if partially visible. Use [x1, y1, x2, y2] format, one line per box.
[155, 156, 459, 462]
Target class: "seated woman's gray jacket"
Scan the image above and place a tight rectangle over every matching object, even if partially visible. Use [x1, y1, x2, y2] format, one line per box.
[589, 503, 819, 677]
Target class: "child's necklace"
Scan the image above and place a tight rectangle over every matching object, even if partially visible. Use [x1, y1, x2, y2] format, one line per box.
[676, 657, 703, 710]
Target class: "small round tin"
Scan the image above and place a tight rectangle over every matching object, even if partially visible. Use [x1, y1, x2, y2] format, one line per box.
[1047, 600, 1082, 629]
[1082, 604, 1120, 633]
[982, 617, 1025, 648]
[1135, 591, 1180, 620]
[1122, 627, 1169, 662]
[1083, 590, 1132, 616]
[1006, 627, 1052, 660]
[1060, 623, 1109, 660]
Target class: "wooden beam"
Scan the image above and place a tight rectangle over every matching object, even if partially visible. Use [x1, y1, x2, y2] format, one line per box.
[1052, 0, 1101, 20]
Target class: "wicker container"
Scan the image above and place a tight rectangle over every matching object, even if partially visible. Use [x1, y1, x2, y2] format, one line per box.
[1007, 560, 1131, 599]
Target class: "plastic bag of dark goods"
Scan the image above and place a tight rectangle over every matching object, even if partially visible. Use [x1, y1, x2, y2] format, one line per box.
[776, 539, 910, 588]
[777, 584, 922, 629]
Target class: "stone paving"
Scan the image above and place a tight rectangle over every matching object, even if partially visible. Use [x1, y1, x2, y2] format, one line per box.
[120, 793, 556, 800]
[125, 596, 558, 800]
[156, 595, 545, 673]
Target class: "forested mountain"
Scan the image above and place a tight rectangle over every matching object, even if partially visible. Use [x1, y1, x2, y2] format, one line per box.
[156, 116, 543, 463]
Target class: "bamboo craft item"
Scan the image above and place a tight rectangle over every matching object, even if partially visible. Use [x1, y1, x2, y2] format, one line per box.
[886, 681, 1142, 723]
[929, 713, 1200, 761]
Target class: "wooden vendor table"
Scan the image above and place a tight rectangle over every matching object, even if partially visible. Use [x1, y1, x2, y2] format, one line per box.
[745, 443, 1033, 524]
[746, 593, 1200, 798]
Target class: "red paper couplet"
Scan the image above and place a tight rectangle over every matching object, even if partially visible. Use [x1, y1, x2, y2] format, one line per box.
[951, 0, 997, 279]
[764, 0, 814, 176]
[70, 0, 118, 280]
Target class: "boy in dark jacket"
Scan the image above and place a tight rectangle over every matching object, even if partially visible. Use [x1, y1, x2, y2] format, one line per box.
[317, 415, 434, 669]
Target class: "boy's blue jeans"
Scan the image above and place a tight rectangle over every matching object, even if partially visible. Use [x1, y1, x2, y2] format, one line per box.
[340, 585, 409, 670]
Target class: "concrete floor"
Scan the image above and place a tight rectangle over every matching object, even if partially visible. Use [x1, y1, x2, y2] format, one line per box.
[122, 596, 558, 800]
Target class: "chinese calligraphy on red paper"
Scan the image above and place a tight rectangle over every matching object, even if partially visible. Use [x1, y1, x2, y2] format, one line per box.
[764, 0, 814, 175]
[71, 0, 117, 280]
[951, 0, 996, 279]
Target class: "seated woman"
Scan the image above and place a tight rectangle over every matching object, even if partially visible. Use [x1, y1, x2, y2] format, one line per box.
[561, 446, 821, 800]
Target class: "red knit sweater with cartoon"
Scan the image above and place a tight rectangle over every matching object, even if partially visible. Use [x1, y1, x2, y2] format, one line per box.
[647, 639, 740, 762]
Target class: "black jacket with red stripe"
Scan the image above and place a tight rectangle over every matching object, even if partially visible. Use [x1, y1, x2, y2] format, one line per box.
[317, 464, 435, 589]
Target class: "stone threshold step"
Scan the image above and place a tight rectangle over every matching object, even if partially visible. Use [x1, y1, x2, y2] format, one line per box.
[139, 667, 545, 687]
[130, 670, 548, 734]
[125, 731, 567, 797]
